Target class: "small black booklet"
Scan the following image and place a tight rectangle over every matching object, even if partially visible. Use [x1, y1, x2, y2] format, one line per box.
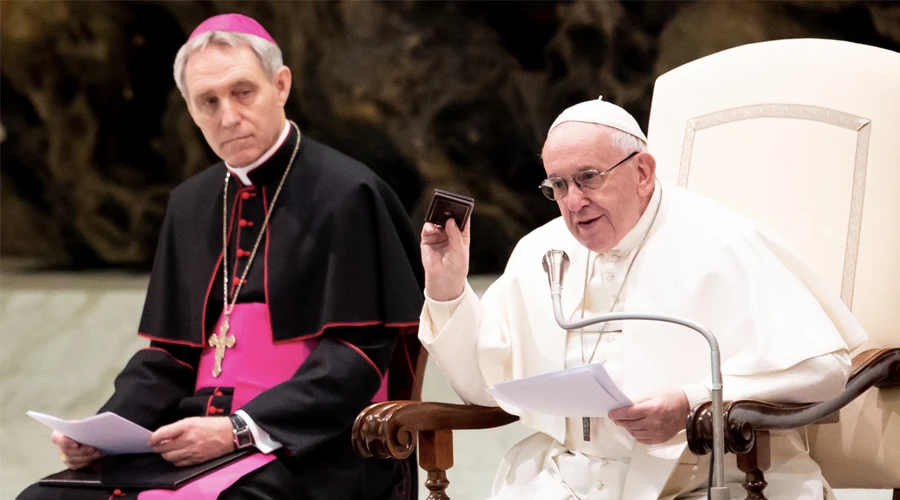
[425, 189, 475, 230]
[39, 449, 254, 490]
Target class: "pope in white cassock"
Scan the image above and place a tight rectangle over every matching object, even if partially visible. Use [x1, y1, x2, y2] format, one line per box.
[418, 98, 868, 500]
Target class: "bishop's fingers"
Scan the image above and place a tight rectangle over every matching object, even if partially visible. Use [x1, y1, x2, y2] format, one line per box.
[148, 420, 187, 447]
[58, 438, 89, 455]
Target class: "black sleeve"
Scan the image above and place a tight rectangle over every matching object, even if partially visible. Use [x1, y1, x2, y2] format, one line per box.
[97, 341, 201, 430]
[238, 324, 396, 455]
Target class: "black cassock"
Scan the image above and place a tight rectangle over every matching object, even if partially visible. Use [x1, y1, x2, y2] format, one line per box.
[19, 126, 424, 500]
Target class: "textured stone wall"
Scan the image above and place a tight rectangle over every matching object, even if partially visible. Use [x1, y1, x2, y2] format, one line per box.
[2, 1, 898, 271]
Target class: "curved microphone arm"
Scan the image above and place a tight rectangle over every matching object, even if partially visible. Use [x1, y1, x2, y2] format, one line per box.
[542, 249, 729, 500]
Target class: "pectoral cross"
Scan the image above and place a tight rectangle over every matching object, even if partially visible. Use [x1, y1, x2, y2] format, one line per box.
[582, 417, 591, 441]
[209, 319, 235, 377]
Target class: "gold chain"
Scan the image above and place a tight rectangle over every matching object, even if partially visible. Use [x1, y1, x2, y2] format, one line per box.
[579, 184, 663, 366]
[221, 121, 302, 319]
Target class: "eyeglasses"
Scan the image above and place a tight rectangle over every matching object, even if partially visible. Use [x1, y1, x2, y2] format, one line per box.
[538, 151, 639, 201]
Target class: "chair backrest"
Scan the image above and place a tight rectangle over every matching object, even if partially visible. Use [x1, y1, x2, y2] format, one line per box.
[388, 326, 428, 401]
[646, 38, 900, 489]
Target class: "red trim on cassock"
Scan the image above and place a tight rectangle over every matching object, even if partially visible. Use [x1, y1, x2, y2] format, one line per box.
[142, 347, 196, 371]
[108, 489, 126, 499]
[262, 186, 274, 338]
[335, 338, 383, 379]
[200, 188, 242, 344]
[205, 388, 218, 416]
[230, 189, 248, 300]
[385, 321, 420, 328]
[271, 320, 421, 344]
[401, 333, 423, 400]
[272, 320, 381, 344]
[138, 332, 203, 348]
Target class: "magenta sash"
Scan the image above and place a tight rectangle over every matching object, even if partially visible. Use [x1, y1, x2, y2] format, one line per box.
[138, 303, 388, 499]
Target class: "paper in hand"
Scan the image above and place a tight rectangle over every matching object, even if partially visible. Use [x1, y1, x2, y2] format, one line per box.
[27, 410, 153, 455]
[486, 363, 632, 418]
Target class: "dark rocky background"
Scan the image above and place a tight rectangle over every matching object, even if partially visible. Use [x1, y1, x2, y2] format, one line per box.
[2, 1, 898, 272]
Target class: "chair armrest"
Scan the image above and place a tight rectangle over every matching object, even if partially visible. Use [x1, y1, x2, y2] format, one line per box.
[687, 348, 900, 455]
[352, 401, 519, 460]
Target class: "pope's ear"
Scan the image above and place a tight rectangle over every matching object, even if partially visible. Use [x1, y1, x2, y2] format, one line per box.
[636, 152, 656, 190]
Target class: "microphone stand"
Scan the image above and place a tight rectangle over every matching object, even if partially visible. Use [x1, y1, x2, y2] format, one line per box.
[543, 249, 729, 500]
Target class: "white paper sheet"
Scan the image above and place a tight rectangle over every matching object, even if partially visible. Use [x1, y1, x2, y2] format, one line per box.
[487, 364, 633, 417]
[27, 411, 153, 455]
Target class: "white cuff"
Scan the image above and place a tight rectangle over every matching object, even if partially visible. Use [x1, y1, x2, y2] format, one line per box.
[681, 383, 712, 409]
[234, 410, 282, 454]
[423, 287, 467, 332]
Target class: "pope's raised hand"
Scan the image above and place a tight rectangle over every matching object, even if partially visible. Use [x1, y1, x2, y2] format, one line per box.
[421, 218, 470, 302]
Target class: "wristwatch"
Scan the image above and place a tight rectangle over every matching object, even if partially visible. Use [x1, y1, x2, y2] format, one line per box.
[229, 414, 255, 449]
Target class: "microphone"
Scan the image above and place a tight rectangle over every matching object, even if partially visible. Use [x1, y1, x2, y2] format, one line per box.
[542, 249, 729, 500]
[542, 249, 569, 298]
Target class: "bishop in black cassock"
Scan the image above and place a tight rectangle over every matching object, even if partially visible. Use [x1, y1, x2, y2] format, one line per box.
[19, 13, 423, 500]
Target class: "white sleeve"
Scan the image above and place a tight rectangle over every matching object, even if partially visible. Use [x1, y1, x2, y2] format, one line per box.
[418, 282, 498, 406]
[680, 350, 851, 408]
[422, 289, 467, 335]
[234, 409, 282, 454]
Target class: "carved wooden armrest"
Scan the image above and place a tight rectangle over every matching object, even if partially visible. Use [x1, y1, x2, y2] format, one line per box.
[352, 401, 518, 460]
[686, 348, 900, 500]
[687, 348, 900, 455]
[352, 401, 518, 500]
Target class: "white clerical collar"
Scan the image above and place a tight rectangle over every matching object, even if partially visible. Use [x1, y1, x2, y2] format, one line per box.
[225, 121, 291, 186]
[609, 179, 662, 254]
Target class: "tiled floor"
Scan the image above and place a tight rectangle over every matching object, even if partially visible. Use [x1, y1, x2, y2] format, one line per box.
[0, 263, 888, 500]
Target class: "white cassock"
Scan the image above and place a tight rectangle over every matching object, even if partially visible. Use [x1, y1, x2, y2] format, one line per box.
[420, 181, 868, 500]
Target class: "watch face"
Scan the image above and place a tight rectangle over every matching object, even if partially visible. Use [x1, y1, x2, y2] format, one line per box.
[231, 415, 253, 448]
[235, 431, 254, 448]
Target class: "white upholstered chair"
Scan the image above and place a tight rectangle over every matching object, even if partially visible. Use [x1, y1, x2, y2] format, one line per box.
[648, 38, 900, 499]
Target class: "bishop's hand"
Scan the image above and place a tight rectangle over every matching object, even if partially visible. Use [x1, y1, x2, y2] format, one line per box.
[52, 431, 102, 470]
[421, 218, 470, 302]
[608, 388, 690, 445]
[149, 416, 235, 466]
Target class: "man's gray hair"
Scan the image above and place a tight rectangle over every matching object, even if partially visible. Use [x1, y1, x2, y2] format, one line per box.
[606, 127, 648, 155]
[173, 31, 283, 98]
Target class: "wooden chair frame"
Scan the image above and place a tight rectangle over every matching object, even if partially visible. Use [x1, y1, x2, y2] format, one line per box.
[353, 347, 899, 500]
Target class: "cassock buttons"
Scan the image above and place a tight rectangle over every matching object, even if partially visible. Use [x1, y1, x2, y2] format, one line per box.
[239, 219, 253, 227]
[241, 192, 251, 200]
[237, 249, 249, 258]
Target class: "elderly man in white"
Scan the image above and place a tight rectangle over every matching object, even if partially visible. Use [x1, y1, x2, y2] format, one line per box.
[419, 98, 867, 499]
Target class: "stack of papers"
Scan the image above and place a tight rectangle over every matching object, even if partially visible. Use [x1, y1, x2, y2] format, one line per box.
[27, 411, 153, 455]
[487, 363, 632, 417]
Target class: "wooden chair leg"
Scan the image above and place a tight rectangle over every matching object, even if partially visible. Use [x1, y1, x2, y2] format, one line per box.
[418, 430, 453, 500]
[736, 431, 771, 500]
